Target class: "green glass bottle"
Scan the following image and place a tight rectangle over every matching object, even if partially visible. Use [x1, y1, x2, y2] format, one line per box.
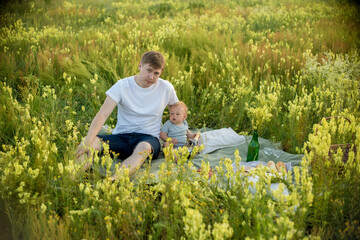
[247, 129, 260, 162]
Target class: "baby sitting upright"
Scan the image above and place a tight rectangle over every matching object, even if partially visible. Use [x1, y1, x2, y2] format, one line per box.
[160, 101, 196, 148]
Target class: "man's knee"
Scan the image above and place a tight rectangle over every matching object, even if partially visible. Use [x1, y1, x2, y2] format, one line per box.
[134, 142, 152, 155]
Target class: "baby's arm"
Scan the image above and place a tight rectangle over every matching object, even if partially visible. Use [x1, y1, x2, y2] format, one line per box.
[186, 130, 196, 139]
[160, 131, 169, 142]
[160, 131, 178, 145]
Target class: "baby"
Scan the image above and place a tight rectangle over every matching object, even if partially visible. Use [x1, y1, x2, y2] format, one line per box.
[160, 101, 196, 148]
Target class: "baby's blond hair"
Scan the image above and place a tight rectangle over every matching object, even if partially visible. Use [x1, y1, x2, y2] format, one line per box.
[171, 101, 188, 114]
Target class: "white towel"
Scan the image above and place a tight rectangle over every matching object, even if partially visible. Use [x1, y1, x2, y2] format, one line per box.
[199, 128, 246, 154]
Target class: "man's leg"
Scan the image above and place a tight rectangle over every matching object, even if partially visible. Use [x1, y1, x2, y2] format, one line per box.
[111, 141, 152, 180]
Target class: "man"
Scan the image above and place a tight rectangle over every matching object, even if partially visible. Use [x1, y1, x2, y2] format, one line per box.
[76, 51, 178, 180]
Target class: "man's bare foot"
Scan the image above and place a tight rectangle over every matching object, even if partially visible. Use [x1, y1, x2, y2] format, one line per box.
[197, 167, 214, 179]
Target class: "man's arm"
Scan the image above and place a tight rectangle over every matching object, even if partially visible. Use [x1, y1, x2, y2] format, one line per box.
[76, 96, 117, 157]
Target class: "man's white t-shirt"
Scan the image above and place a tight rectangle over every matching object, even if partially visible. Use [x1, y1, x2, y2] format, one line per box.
[106, 76, 178, 138]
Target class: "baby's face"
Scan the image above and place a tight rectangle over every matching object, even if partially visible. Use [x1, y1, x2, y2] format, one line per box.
[169, 106, 187, 125]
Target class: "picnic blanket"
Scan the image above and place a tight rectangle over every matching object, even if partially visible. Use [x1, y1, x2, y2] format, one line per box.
[141, 128, 303, 176]
[97, 127, 304, 178]
[96, 127, 304, 196]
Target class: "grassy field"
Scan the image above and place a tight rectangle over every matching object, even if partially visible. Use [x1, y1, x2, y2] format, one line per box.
[0, 0, 359, 239]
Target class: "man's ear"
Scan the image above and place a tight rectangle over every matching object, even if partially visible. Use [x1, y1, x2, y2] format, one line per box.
[138, 62, 142, 70]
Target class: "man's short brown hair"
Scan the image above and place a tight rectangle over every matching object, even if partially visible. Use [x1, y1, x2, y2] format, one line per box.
[141, 51, 166, 70]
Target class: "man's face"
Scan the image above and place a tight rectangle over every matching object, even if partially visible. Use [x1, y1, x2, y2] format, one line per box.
[169, 106, 187, 125]
[137, 63, 162, 88]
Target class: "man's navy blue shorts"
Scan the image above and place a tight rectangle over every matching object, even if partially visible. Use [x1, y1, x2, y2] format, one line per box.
[97, 132, 161, 160]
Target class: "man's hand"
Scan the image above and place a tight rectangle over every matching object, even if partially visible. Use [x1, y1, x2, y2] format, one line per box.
[76, 96, 116, 159]
[171, 138, 178, 144]
[76, 140, 89, 159]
